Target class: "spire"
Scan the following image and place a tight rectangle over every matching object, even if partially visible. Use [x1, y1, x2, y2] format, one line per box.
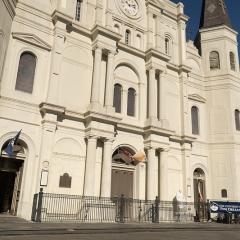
[199, 0, 232, 29]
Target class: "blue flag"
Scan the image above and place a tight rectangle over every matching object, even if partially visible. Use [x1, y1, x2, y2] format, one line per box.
[5, 130, 22, 156]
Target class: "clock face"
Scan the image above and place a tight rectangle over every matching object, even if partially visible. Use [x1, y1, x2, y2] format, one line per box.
[120, 0, 139, 16]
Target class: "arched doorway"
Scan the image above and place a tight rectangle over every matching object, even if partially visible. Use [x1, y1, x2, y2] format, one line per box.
[111, 147, 136, 198]
[0, 139, 26, 215]
[193, 168, 207, 221]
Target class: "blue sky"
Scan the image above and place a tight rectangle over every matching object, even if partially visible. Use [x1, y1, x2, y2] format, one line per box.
[171, 0, 240, 55]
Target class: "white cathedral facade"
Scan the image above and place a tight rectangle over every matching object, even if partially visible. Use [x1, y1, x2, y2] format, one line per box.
[0, 0, 240, 220]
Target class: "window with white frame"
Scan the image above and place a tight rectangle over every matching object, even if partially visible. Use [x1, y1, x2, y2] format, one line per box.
[125, 30, 131, 45]
[230, 52, 236, 71]
[191, 106, 199, 135]
[113, 84, 122, 113]
[209, 51, 220, 70]
[127, 88, 136, 117]
[75, 0, 82, 21]
[235, 109, 240, 131]
[15, 51, 36, 93]
[165, 37, 170, 55]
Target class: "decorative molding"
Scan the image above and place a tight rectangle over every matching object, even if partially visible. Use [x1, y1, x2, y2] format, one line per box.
[188, 94, 206, 103]
[12, 32, 52, 51]
[2, 0, 17, 19]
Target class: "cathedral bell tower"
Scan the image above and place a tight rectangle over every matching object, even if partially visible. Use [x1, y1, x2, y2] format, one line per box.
[195, 0, 239, 75]
[196, 0, 240, 200]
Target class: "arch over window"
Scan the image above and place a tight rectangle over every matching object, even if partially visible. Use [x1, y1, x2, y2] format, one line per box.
[209, 51, 220, 70]
[15, 52, 36, 93]
[221, 189, 228, 198]
[125, 30, 131, 45]
[230, 52, 236, 71]
[235, 109, 240, 131]
[75, 0, 82, 21]
[191, 106, 199, 135]
[127, 88, 136, 117]
[113, 84, 122, 113]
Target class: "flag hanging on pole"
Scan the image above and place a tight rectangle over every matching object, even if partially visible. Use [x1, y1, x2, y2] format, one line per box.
[5, 130, 22, 156]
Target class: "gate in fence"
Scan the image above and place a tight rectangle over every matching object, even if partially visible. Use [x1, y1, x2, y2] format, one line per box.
[31, 189, 206, 223]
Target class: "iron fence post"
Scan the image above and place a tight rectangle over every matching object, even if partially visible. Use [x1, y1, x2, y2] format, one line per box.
[36, 188, 43, 222]
[154, 196, 160, 223]
[119, 194, 125, 223]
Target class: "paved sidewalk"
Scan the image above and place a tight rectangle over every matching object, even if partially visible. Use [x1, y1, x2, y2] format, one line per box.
[1, 214, 240, 232]
[1, 215, 240, 240]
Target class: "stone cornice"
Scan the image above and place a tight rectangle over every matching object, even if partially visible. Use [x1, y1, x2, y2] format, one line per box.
[145, 48, 171, 63]
[2, 0, 17, 19]
[170, 135, 196, 145]
[12, 32, 52, 51]
[188, 94, 206, 103]
[51, 9, 73, 25]
[118, 42, 145, 59]
[91, 25, 122, 43]
[39, 103, 65, 115]
[146, 0, 165, 11]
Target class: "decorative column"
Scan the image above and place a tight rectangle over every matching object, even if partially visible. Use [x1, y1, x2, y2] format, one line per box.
[160, 149, 168, 201]
[91, 47, 102, 104]
[158, 71, 164, 120]
[100, 139, 113, 197]
[105, 51, 115, 110]
[147, 147, 158, 200]
[84, 136, 97, 196]
[149, 68, 157, 119]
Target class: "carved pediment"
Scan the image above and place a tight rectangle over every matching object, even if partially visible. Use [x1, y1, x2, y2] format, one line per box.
[188, 94, 206, 103]
[12, 32, 51, 51]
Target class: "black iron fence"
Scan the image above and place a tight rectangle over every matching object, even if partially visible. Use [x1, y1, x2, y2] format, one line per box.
[31, 189, 208, 223]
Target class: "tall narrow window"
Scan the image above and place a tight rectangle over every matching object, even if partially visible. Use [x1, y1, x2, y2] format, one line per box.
[165, 38, 170, 55]
[75, 0, 82, 21]
[235, 109, 240, 131]
[230, 52, 236, 71]
[127, 88, 136, 117]
[191, 106, 199, 135]
[209, 51, 220, 70]
[113, 84, 122, 113]
[125, 30, 131, 45]
[15, 52, 36, 93]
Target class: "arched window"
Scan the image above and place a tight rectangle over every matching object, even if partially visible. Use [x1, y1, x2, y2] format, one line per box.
[165, 37, 170, 55]
[136, 34, 141, 49]
[209, 51, 220, 70]
[191, 106, 199, 135]
[230, 52, 236, 71]
[113, 84, 122, 113]
[235, 109, 240, 131]
[15, 52, 36, 93]
[114, 24, 120, 34]
[125, 30, 131, 45]
[221, 189, 228, 198]
[75, 0, 82, 21]
[127, 88, 136, 117]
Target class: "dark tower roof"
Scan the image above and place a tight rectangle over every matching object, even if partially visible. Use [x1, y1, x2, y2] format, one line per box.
[199, 0, 232, 29]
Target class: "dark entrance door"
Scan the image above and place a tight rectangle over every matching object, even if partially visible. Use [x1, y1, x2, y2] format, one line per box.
[0, 171, 15, 213]
[0, 158, 23, 214]
[111, 169, 134, 198]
